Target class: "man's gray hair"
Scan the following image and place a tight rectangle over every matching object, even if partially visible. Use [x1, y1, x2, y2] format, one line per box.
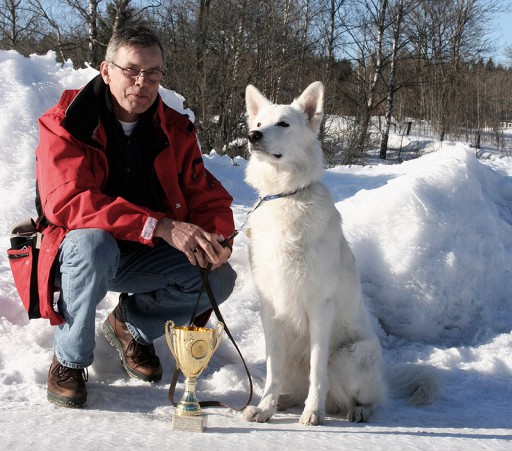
[105, 25, 164, 64]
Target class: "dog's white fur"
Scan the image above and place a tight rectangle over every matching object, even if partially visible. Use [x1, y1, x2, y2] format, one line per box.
[243, 82, 437, 425]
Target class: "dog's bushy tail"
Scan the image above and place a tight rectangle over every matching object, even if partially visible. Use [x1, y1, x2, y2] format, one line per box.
[384, 364, 439, 405]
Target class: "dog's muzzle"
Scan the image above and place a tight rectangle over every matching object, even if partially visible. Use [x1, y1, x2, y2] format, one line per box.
[247, 130, 282, 158]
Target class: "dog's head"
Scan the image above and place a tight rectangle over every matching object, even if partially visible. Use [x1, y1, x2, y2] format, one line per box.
[245, 82, 324, 192]
[245, 81, 324, 159]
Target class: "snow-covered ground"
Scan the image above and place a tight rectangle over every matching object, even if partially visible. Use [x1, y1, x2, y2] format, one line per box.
[0, 51, 511, 450]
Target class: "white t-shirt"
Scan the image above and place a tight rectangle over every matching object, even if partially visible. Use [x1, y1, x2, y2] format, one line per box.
[118, 119, 138, 136]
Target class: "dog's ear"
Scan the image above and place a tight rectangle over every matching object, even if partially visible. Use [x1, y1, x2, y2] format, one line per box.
[293, 81, 324, 134]
[246, 85, 272, 117]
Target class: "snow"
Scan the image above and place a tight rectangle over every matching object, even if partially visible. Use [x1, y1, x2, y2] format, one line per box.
[0, 50, 511, 450]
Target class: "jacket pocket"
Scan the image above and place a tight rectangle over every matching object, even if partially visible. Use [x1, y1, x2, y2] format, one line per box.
[7, 219, 42, 319]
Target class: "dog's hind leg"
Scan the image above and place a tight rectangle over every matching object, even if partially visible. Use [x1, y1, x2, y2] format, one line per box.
[299, 299, 336, 426]
[327, 337, 386, 422]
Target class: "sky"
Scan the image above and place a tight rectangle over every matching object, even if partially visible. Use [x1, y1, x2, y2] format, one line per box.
[492, 10, 512, 63]
[0, 50, 511, 450]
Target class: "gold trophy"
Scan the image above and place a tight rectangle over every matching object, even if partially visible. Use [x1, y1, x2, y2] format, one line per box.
[165, 320, 224, 432]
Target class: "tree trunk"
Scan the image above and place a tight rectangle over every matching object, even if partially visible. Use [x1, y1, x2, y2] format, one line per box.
[87, 0, 100, 67]
[356, 0, 388, 156]
[380, 0, 404, 160]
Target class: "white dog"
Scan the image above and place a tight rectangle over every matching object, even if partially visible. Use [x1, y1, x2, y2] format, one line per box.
[242, 82, 436, 425]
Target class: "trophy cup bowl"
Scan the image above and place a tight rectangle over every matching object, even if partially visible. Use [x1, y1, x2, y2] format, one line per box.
[165, 320, 224, 432]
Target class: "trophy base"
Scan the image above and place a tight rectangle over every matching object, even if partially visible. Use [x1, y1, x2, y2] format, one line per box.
[171, 414, 208, 432]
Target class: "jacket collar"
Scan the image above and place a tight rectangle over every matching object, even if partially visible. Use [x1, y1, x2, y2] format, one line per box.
[62, 74, 160, 147]
[62, 74, 105, 147]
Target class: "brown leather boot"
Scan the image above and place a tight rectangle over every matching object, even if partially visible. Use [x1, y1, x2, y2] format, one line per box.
[102, 294, 163, 382]
[47, 355, 87, 408]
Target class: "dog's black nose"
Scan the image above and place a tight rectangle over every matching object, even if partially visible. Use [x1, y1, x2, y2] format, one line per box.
[248, 130, 263, 143]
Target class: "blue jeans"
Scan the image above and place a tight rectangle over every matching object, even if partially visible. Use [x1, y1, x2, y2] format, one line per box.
[53, 228, 237, 369]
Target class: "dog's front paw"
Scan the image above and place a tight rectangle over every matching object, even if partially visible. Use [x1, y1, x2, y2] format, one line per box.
[347, 405, 371, 423]
[299, 409, 325, 426]
[243, 406, 271, 423]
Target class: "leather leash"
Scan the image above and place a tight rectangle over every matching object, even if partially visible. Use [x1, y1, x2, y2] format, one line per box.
[168, 233, 253, 411]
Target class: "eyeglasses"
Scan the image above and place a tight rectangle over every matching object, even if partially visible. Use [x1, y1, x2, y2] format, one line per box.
[110, 61, 164, 83]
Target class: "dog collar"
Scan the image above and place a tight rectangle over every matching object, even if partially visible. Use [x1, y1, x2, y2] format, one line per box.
[249, 187, 304, 216]
[238, 187, 304, 235]
[260, 189, 299, 203]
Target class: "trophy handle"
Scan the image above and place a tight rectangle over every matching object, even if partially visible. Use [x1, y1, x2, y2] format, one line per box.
[165, 320, 179, 368]
[212, 321, 225, 354]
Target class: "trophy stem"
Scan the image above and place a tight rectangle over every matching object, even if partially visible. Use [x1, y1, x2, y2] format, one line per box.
[175, 376, 202, 416]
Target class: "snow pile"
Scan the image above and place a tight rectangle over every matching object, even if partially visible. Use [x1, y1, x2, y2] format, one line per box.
[0, 51, 511, 449]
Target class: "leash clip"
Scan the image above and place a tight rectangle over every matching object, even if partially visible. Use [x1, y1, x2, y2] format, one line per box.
[220, 230, 239, 248]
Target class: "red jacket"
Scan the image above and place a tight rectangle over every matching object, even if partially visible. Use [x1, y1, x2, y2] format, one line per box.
[35, 75, 234, 325]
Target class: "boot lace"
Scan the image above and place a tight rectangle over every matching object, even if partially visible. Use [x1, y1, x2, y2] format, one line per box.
[52, 363, 88, 383]
[126, 339, 158, 365]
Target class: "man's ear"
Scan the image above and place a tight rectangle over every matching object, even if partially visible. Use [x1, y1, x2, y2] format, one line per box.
[99, 61, 110, 84]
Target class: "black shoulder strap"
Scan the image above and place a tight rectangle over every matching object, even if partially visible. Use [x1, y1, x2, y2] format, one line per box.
[34, 182, 49, 228]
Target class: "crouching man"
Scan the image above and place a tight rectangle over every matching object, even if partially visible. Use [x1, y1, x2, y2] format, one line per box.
[35, 25, 236, 407]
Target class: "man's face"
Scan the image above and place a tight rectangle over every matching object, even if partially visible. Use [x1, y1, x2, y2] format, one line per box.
[100, 44, 163, 122]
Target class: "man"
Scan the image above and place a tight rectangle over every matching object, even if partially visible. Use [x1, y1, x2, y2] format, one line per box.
[35, 25, 237, 408]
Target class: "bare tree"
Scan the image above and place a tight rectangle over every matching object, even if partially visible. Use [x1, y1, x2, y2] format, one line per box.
[111, 0, 128, 31]
[378, 0, 420, 159]
[352, 0, 389, 159]
[59, 0, 160, 68]
[88, 0, 101, 64]
[28, 0, 66, 61]
[108, 0, 161, 32]
[4, 0, 512, 158]
[411, 0, 505, 141]
[61, 0, 103, 67]
[0, 0, 39, 51]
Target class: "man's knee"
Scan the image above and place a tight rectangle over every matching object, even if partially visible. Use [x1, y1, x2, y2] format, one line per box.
[60, 228, 120, 275]
[210, 263, 237, 302]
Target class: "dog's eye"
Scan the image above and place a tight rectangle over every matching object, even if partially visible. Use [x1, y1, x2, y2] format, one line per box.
[276, 121, 289, 127]
[257, 122, 261, 127]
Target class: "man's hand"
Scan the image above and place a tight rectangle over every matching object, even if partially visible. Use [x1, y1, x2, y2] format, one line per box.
[154, 218, 231, 269]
